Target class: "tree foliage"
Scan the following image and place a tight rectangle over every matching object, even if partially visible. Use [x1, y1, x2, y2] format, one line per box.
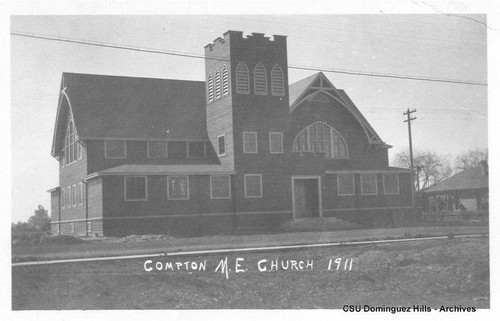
[393, 150, 453, 190]
[454, 149, 488, 172]
[28, 205, 51, 231]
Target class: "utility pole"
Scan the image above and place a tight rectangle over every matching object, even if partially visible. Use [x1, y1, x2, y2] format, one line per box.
[403, 108, 417, 207]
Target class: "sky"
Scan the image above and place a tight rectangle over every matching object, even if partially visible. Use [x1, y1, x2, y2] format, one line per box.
[8, 13, 489, 223]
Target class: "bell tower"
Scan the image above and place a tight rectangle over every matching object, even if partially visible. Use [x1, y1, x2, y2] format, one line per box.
[205, 31, 290, 170]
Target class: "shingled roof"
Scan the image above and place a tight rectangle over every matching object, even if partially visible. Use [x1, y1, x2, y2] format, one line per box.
[52, 73, 208, 156]
[423, 165, 489, 194]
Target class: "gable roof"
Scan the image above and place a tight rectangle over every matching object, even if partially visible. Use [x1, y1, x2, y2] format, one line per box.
[52, 72, 207, 156]
[288, 72, 385, 146]
[423, 165, 489, 194]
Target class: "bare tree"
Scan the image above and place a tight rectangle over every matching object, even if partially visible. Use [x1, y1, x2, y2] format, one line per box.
[454, 148, 488, 172]
[393, 150, 453, 190]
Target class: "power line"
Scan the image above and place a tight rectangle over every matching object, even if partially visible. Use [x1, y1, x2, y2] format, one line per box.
[11, 31, 487, 86]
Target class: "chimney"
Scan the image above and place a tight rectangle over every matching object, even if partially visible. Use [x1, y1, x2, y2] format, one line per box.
[479, 160, 488, 176]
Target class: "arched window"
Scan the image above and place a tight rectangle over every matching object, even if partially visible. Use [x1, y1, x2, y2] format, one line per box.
[235, 62, 250, 94]
[214, 69, 221, 99]
[222, 65, 229, 96]
[254, 63, 268, 95]
[207, 73, 214, 102]
[292, 122, 348, 159]
[64, 120, 79, 164]
[271, 64, 284, 97]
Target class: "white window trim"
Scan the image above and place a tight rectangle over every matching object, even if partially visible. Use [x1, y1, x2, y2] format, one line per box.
[72, 184, 77, 207]
[66, 186, 71, 208]
[124, 176, 148, 201]
[292, 121, 349, 159]
[187, 142, 207, 159]
[78, 142, 83, 160]
[383, 174, 400, 195]
[87, 221, 92, 234]
[105, 140, 127, 159]
[244, 174, 263, 199]
[360, 174, 378, 195]
[210, 175, 232, 199]
[337, 174, 355, 196]
[269, 132, 283, 154]
[167, 176, 190, 200]
[217, 134, 226, 157]
[243, 131, 258, 153]
[147, 141, 168, 159]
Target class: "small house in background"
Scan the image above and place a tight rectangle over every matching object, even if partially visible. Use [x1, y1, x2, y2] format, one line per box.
[422, 161, 489, 219]
[48, 31, 414, 237]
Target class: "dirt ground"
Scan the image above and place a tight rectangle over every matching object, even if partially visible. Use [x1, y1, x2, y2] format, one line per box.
[12, 237, 489, 309]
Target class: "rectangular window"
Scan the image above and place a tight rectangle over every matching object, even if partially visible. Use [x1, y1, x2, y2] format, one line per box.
[72, 184, 77, 207]
[61, 188, 65, 209]
[66, 186, 71, 208]
[244, 174, 262, 198]
[70, 223, 75, 234]
[269, 132, 283, 154]
[338, 174, 355, 196]
[105, 140, 126, 159]
[210, 175, 231, 199]
[167, 176, 189, 200]
[78, 143, 83, 160]
[243, 132, 258, 153]
[187, 142, 206, 158]
[124, 176, 147, 201]
[384, 174, 400, 194]
[361, 174, 377, 195]
[147, 141, 168, 158]
[218, 134, 226, 157]
[76, 184, 81, 205]
[78, 183, 84, 206]
[87, 222, 92, 234]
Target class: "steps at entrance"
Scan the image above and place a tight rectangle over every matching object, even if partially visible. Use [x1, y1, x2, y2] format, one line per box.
[277, 217, 362, 233]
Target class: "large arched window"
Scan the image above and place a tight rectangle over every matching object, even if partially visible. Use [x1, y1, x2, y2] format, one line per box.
[207, 72, 214, 102]
[222, 65, 229, 96]
[292, 122, 348, 159]
[235, 62, 250, 94]
[214, 68, 221, 99]
[271, 64, 284, 97]
[253, 63, 268, 95]
[64, 120, 80, 164]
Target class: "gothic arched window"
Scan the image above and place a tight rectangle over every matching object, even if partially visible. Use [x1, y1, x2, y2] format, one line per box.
[214, 68, 221, 99]
[253, 63, 268, 95]
[222, 65, 229, 96]
[271, 64, 284, 97]
[235, 62, 250, 94]
[207, 72, 214, 102]
[292, 122, 348, 159]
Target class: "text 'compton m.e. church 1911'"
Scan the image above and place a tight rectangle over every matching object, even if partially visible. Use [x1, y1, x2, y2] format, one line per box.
[48, 30, 413, 237]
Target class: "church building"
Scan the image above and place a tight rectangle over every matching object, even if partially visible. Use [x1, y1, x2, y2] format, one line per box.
[48, 31, 413, 236]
